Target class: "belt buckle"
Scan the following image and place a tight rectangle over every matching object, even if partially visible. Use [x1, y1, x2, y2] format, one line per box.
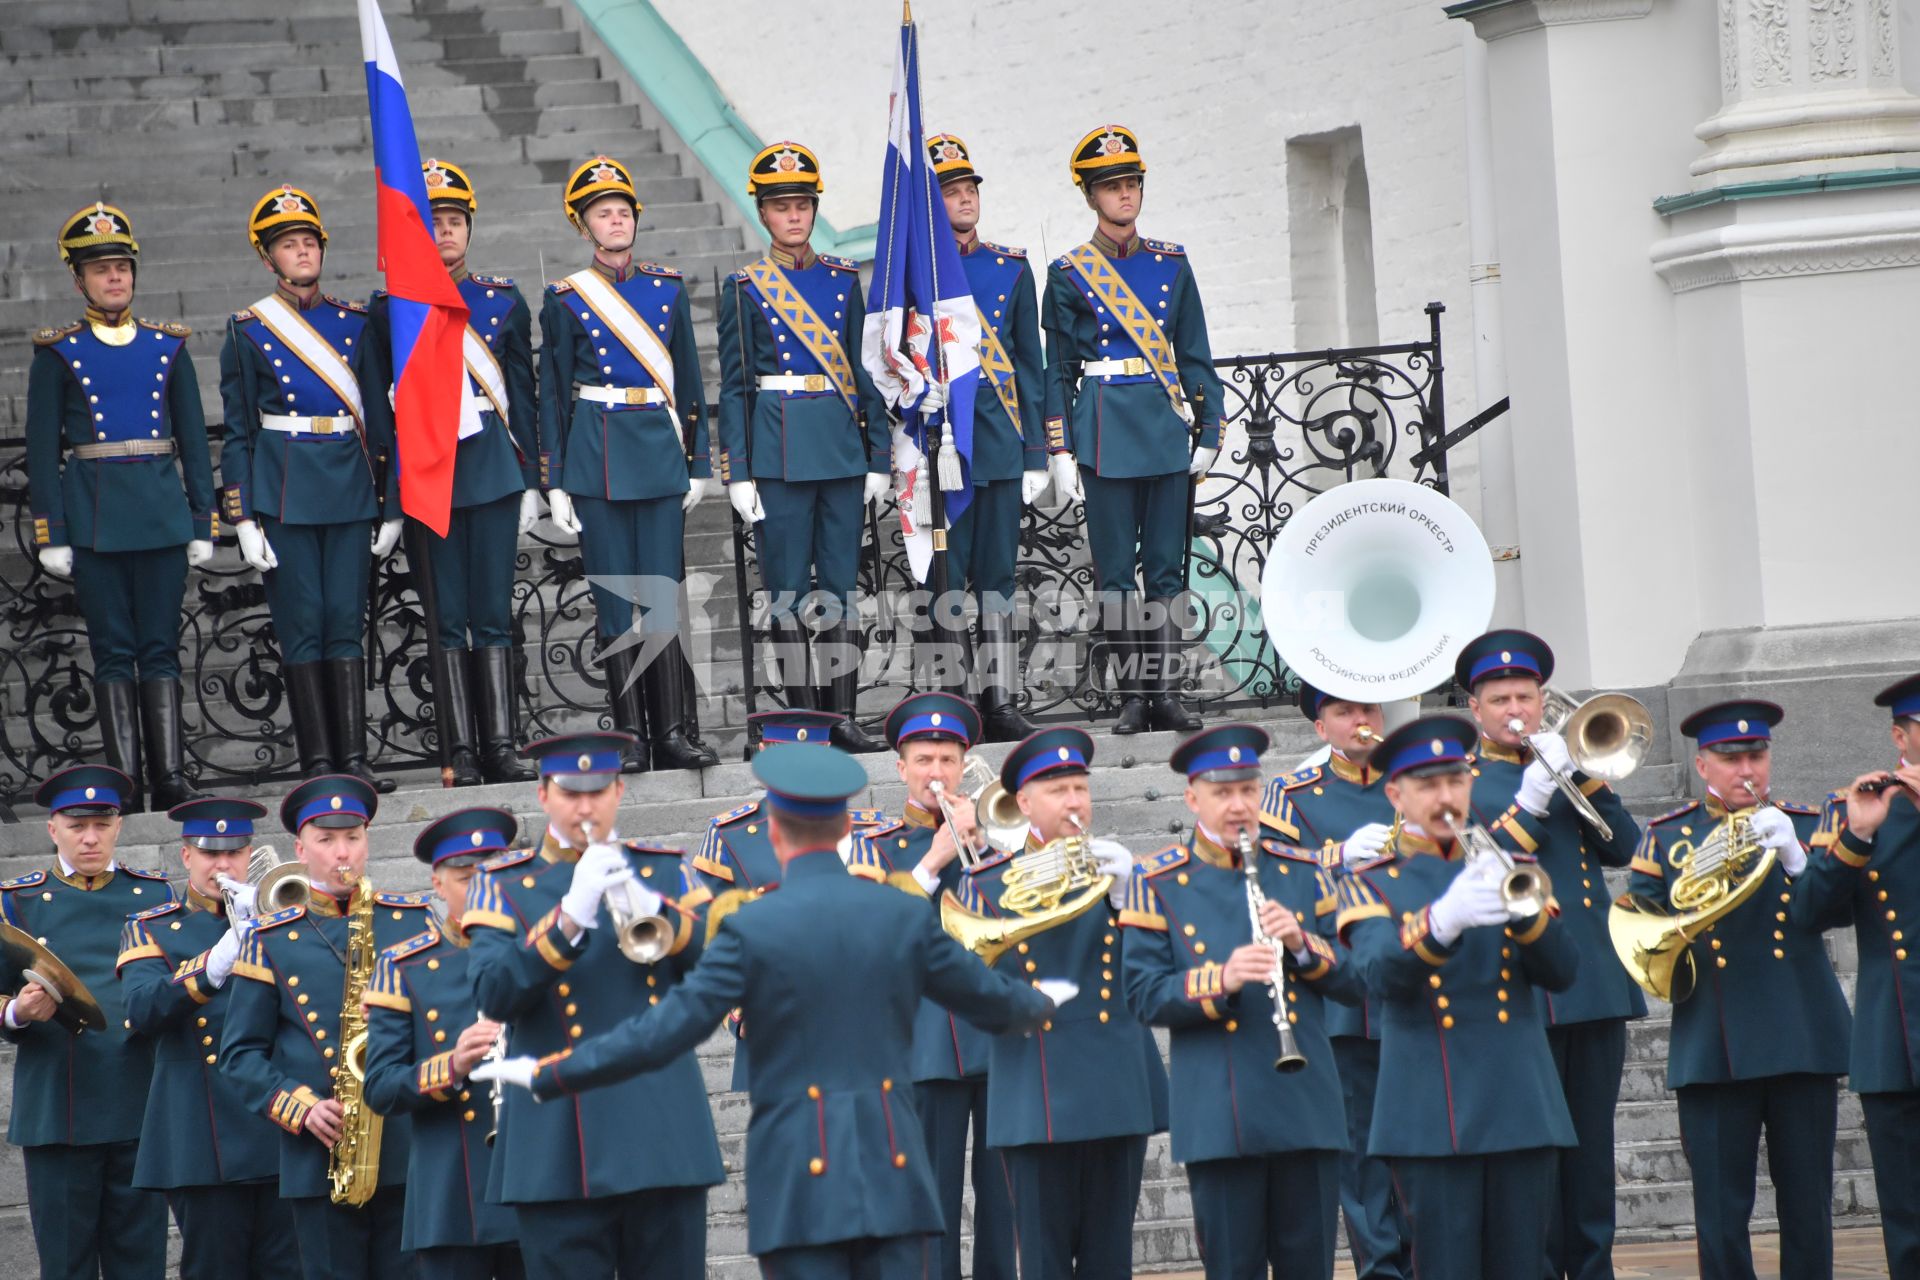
[1125, 359, 1147, 375]
[802, 375, 827, 393]
[309, 417, 336, 435]
[624, 387, 650, 406]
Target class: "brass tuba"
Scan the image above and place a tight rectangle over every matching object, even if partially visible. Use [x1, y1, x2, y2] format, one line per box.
[328, 877, 384, 1206]
[940, 814, 1113, 967]
[1608, 809, 1771, 1003]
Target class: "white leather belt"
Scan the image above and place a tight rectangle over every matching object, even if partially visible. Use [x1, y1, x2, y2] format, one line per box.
[575, 385, 666, 406]
[757, 374, 834, 393]
[72, 439, 176, 460]
[1080, 357, 1150, 379]
[260, 414, 358, 436]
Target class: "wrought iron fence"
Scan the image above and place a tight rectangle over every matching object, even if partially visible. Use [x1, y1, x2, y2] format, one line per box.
[0, 304, 1458, 806]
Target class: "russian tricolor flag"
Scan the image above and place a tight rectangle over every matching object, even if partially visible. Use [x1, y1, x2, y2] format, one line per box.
[360, 0, 468, 537]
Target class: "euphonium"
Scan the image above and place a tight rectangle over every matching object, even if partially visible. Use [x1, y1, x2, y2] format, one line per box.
[940, 813, 1113, 967]
[328, 876, 384, 1206]
[581, 819, 673, 964]
[1608, 806, 1772, 1003]
[1240, 828, 1307, 1073]
[1438, 810, 1552, 919]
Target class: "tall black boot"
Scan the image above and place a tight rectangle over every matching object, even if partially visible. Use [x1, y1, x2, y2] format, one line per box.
[328, 657, 396, 794]
[434, 647, 484, 788]
[473, 647, 536, 783]
[600, 647, 650, 774]
[977, 613, 1039, 742]
[820, 622, 883, 754]
[285, 662, 335, 780]
[1110, 621, 1150, 735]
[643, 639, 719, 770]
[139, 679, 205, 811]
[769, 616, 815, 710]
[1145, 600, 1202, 733]
[94, 680, 145, 814]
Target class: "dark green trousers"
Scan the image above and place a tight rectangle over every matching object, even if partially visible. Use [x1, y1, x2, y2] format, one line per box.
[945, 477, 1022, 607]
[288, 1187, 414, 1280]
[755, 476, 865, 624]
[1189, 1149, 1339, 1280]
[916, 1077, 1014, 1280]
[1001, 1135, 1147, 1279]
[71, 544, 187, 682]
[758, 1234, 935, 1280]
[425, 493, 520, 649]
[260, 517, 371, 663]
[1676, 1073, 1837, 1280]
[1334, 1036, 1406, 1279]
[169, 1181, 303, 1280]
[1862, 1089, 1920, 1279]
[1545, 1019, 1627, 1280]
[513, 1185, 706, 1280]
[572, 492, 687, 646]
[23, 1140, 168, 1280]
[1388, 1147, 1555, 1280]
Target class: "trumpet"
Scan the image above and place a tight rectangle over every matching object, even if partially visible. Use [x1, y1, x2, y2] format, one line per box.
[215, 845, 311, 920]
[1510, 687, 1654, 843]
[579, 820, 673, 964]
[1239, 827, 1307, 1073]
[1438, 810, 1552, 919]
[927, 753, 1021, 870]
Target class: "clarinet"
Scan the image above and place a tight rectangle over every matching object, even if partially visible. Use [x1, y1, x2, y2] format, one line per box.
[481, 1026, 508, 1147]
[1240, 827, 1308, 1074]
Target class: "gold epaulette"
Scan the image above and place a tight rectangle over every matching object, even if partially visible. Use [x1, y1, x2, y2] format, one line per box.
[1278, 765, 1324, 790]
[376, 890, 433, 909]
[469, 273, 514, 288]
[480, 847, 536, 873]
[636, 261, 681, 278]
[1138, 845, 1189, 878]
[712, 802, 758, 827]
[820, 253, 860, 272]
[323, 295, 367, 314]
[252, 905, 305, 932]
[121, 865, 170, 881]
[33, 323, 82, 347]
[379, 928, 441, 963]
[547, 278, 575, 294]
[128, 900, 181, 922]
[1778, 800, 1819, 816]
[1260, 836, 1320, 864]
[0, 871, 47, 891]
[979, 240, 1026, 259]
[1649, 801, 1700, 825]
[1142, 237, 1185, 255]
[138, 318, 191, 338]
[705, 887, 755, 944]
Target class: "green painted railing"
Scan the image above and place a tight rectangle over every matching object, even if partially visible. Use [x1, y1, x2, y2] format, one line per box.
[570, 0, 879, 262]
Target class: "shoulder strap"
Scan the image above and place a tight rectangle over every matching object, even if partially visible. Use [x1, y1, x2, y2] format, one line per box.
[563, 269, 678, 415]
[462, 325, 510, 421]
[1062, 244, 1189, 425]
[740, 258, 858, 415]
[974, 304, 1022, 437]
[250, 294, 366, 425]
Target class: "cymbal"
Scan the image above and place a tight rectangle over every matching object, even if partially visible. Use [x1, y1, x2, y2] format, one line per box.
[0, 922, 106, 1033]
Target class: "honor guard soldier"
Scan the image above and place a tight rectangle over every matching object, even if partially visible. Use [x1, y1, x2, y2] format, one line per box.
[719, 142, 893, 752]
[218, 775, 434, 1280]
[368, 160, 541, 788]
[1335, 716, 1578, 1280]
[118, 796, 300, 1279]
[461, 732, 723, 1279]
[476, 743, 1062, 1280]
[539, 155, 717, 774]
[1454, 631, 1643, 1280]
[28, 203, 217, 813]
[1121, 725, 1361, 1279]
[1266, 682, 1405, 1280]
[945, 727, 1168, 1278]
[850, 692, 1015, 1280]
[1791, 675, 1920, 1276]
[1625, 700, 1850, 1280]
[220, 185, 403, 794]
[1, 765, 175, 1279]
[928, 135, 1043, 742]
[364, 807, 525, 1279]
[1043, 126, 1224, 737]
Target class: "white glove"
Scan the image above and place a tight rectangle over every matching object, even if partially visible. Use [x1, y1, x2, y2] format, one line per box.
[205, 926, 244, 990]
[517, 489, 541, 535]
[612, 877, 664, 921]
[1089, 838, 1134, 907]
[1048, 452, 1081, 505]
[917, 381, 947, 417]
[1020, 470, 1048, 506]
[682, 477, 711, 513]
[728, 481, 765, 524]
[1530, 731, 1574, 776]
[1340, 822, 1392, 867]
[36, 547, 74, 579]
[235, 520, 278, 572]
[1035, 979, 1079, 1009]
[1749, 805, 1807, 876]
[216, 877, 258, 923]
[469, 1055, 538, 1093]
[546, 489, 583, 536]
[1427, 867, 1511, 946]
[863, 472, 890, 507]
[1516, 758, 1559, 819]
[559, 842, 633, 931]
[186, 539, 214, 568]
[370, 519, 404, 559]
[1189, 444, 1218, 476]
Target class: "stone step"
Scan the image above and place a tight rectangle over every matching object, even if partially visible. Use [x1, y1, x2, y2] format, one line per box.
[16, 67, 621, 114]
[0, 44, 604, 94]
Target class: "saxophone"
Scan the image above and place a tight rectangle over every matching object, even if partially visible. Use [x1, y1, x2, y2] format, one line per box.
[328, 876, 385, 1206]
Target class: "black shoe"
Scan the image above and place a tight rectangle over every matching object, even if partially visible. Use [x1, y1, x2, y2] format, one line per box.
[1144, 604, 1201, 733]
[1106, 626, 1150, 735]
[285, 662, 335, 780]
[328, 657, 396, 794]
[94, 679, 146, 814]
[435, 647, 484, 788]
[140, 679, 205, 811]
[473, 647, 536, 783]
[820, 623, 884, 754]
[600, 647, 650, 774]
[643, 639, 719, 771]
[977, 613, 1038, 742]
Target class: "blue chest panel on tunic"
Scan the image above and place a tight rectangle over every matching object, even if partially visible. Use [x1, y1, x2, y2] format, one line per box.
[1063, 250, 1182, 369]
[556, 273, 680, 388]
[240, 302, 366, 416]
[51, 325, 186, 442]
[458, 277, 517, 358]
[743, 262, 856, 379]
[961, 251, 1024, 333]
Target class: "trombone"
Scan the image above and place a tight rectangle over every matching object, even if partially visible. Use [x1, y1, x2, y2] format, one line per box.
[927, 753, 1024, 870]
[1510, 687, 1654, 843]
[215, 845, 312, 920]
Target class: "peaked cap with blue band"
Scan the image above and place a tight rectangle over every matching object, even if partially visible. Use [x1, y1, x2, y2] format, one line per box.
[1170, 725, 1269, 783]
[1002, 727, 1095, 793]
[415, 806, 519, 869]
[1679, 699, 1784, 753]
[35, 764, 134, 817]
[1876, 674, 1920, 721]
[280, 775, 379, 834]
[1454, 628, 1556, 692]
[751, 744, 869, 820]
[521, 731, 636, 792]
[1372, 715, 1479, 782]
[169, 796, 267, 851]
[749, 709, 846, 749]
[884, 692, 981, 752]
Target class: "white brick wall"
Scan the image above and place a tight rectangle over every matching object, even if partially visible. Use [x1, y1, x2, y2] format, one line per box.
[653, 0, 1484, 504]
